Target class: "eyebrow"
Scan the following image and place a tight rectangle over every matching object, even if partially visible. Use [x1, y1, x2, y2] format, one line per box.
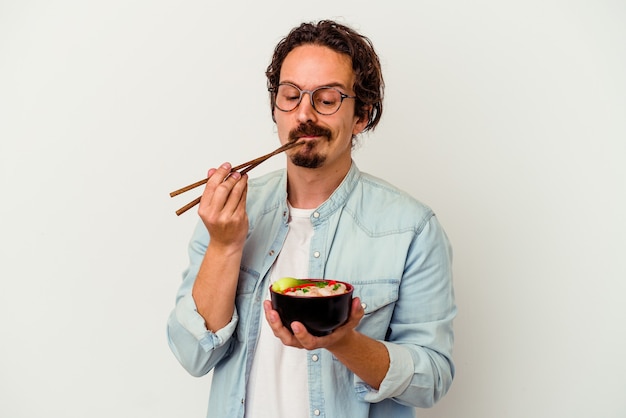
[280, 80, 350, 91]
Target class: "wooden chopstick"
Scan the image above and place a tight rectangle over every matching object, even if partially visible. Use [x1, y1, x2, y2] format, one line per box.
[171, 140, 303, 216]
[172, 161, 267, 216]
[174, 196, 202, 216]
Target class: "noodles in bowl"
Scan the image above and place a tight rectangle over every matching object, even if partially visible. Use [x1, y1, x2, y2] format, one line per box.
[270, 278, 354, 336]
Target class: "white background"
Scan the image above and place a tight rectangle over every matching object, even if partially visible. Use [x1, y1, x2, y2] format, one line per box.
[1, 1, 625, 417]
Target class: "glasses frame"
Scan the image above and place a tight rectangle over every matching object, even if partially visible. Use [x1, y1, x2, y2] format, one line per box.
[271, 82, 357, 116]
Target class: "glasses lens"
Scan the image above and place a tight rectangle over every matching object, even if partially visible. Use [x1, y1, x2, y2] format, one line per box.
[274, 84, 344, 115]
[312, 88, 342, 115]
[275, 84, 301, 112]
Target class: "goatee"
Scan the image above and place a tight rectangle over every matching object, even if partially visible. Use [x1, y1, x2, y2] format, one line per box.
[291, 152, 325, 168]
[288, 122, 332, 169]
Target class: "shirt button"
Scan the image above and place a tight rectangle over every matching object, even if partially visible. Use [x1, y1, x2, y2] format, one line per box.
[361, 302, 367, 310]
[311, 354, 319, 362]
[313, 251, 320, 258]
[314, 410, 320, 416]
[269, 250, 275, 256]
[313, 211, 320, 218]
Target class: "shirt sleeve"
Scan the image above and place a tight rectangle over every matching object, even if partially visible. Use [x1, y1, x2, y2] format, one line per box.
[354, 341, 414, 402]
[174, 293, 238, 351]
[354, 214, 456, 407]
[167, 292, 240, 378]
[166, 221, 240, 377]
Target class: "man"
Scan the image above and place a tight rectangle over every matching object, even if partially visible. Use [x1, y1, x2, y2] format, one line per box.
[167, 20, 456, 418]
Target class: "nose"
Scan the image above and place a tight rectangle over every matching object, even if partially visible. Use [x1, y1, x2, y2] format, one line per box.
[295, 91, 318, 124]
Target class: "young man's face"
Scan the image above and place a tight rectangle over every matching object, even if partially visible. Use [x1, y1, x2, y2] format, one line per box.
[274, 44, 368, 170]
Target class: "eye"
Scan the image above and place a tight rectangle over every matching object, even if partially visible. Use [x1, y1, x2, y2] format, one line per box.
[314, 89, 340, 107]
[278, 85, 301, 101]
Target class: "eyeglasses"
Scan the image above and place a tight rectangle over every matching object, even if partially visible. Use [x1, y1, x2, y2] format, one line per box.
[271, 83, 357, 116]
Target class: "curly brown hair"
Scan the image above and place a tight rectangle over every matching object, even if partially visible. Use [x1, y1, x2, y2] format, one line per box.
[266, 20, 384, 133]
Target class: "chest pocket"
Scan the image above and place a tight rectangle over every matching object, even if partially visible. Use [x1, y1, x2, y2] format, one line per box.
[351, 279, 400, 341]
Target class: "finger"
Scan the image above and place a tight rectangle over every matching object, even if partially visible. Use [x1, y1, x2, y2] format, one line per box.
[263, 301, 303, 348]
[263, 300, 285, 332]
[220, 172, 248, 216]
[203, 167, 245, 215]
[263, 300, 277, 324]
[208, 163, 232, 184]
[200, 168, 218, 203]
[352, 297, 364, 315]
[201, 163, 233, 206]
[237, 175, 248, 207]
[291, 322, 319, 350]
[347, 297, 365, 325]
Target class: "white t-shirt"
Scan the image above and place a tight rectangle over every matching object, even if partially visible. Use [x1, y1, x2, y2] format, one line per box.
[245, 205, 314, 418]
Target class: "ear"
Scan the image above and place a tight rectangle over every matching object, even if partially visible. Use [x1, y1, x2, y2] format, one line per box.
[352, 105, 371, 136]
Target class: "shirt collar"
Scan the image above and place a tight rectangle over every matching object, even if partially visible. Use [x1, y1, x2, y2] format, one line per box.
[279, 161, 361, 223]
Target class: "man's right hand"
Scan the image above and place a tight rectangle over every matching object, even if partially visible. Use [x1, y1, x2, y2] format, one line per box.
[192, 162, 249, 332]
[198, 162, 249, 251]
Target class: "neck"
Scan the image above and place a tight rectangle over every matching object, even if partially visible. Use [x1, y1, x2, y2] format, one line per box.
[286, 161, 351, 209]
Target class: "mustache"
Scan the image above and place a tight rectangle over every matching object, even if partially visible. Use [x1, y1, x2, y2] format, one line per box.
[288, 122, 332, 141]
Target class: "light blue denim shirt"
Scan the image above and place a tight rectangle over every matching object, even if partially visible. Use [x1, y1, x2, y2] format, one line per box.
[167, 162, 456, 418]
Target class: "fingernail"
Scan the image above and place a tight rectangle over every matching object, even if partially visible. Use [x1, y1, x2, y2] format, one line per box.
[230, 172, 241, 179]
[221, 163, 231, 169]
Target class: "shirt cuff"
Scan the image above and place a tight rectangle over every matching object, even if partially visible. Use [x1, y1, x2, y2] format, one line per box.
[354, 341, 413, 403]
[175, 294, 238, 351]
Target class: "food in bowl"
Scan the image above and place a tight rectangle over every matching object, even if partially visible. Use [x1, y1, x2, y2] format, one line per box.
[270, 278, 354, 336]
[272, 277, 349, 297]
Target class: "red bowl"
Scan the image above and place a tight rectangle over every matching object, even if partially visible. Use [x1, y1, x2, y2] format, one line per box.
[270, 279, 354, 336]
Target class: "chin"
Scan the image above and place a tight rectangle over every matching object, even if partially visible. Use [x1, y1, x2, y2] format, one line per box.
[290, 153, 326, 169]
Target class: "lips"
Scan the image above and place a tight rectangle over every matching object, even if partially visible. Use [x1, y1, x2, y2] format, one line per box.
[294, 135, 321, 142]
